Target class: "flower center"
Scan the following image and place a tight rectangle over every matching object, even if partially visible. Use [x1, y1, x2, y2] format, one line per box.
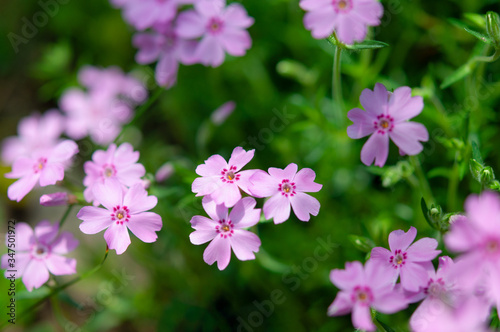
[102, 164, 116, 178]
[32, 243, 49, 259]
[486, 239, 499, 254]
[220, 166, 240, 183]
[278, 179, 296, 197]
[424, 278, 446, 299]
[33, 158, 47, 173]
[207, 17, 224, 35]
[333, 0, 352, 12]
[111, 205, 130, 225]
[351, 286, 372, 306]
[216, 219, 234, 238]
[389, 249, 407, 268]
[373, 115, 395, 134]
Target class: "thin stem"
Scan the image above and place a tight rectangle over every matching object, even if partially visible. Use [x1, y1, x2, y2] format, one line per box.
[410, 156, 434, 204]
[447, 159, 460, 211]
[333, 43, 345, 127]
[58, 205, 74, 230]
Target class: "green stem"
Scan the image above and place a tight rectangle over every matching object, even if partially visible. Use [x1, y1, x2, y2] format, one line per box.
[472, 49, 500, 63]
[58, 205, 74, 230]
[447, 159, 460, 211]
[410, 156, 434, 204]
[333, 43, 345, 127]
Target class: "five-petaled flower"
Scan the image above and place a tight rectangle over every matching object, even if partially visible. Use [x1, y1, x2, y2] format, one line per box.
[249, 163, 322, 224]
[1, 221, 78, 292]
[189, 196, 261, 270]
[347, 83, 429, 167]
[77, 181, 162, 255]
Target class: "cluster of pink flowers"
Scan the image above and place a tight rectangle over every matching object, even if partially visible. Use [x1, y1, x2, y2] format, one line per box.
[111, 0, 254, 88]
[190, 146, 322, 269]
[328, 191, 500, 331]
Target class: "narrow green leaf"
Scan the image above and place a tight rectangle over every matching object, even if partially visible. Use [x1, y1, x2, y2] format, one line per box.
[471, 141, 484, 164]
[448, 18, 492, 44]
[440, 62, 474, 89]
[344, 40, 389, 50]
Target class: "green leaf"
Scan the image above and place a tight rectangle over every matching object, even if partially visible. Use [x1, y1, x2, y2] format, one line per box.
[470, 159, 484, 182]
[440, 62, 474, 89]
[348, 235, 375, 253]
[471, 141, 484, 164]
[344, 40, 389, 50]
[448, 18, 492, 44]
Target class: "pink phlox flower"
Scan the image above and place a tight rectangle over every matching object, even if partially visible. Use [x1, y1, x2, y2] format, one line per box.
[118, 0, 190, 31]
[370, 226, 441, 292]
[176, 0, 254, 67]
[327, 260, 408, 332]
[444, 191, 500, 308]
[133, 22, 198, 88]
[2, 110, 65, 165]
[5, 140, 79, 202]
[299, 0, 383, 44]
[189, 196, 261, 270]
[192, 147, 257, 208]
[1, 221, 78, 291]
[83, 143, 146, 205]
[347, 83, 429, 167]
[248, 163, 322, 224]
[77, 181, 162, 255]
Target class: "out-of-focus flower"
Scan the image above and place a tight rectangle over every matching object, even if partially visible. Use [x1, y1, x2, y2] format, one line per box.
[117, 0, 191, 31]
[77, 181, 162, 255]
[40, 192, 77, 207]
[192, 147, 256, 208]
[133, 23, 198, 88]
[5, 140, 79, 202]
[176, 0, 254, 67]
[211, 101, 235, 125]
[299, 0, 383, 44]
[249, 163, 322, 224]
[347, 83, 429, 167]
[444, 191, 500, 308]
[189, 196, 261, 270]
[59, 66, 147, 145]
[328, 260, 408, 331]
[2, 110, 65, 165]
[83, 143, 145, 205]
[370, 226, 440, 292]
[1, 221, 78, 291]
[155, 162, 174, 183]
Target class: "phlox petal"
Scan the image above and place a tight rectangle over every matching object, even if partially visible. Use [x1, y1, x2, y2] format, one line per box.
[127, 212, 162, 243]
[23, 260, 50, 291]
[104, 224, 131, 255]
[203, 236, 231, 270]
[45, 255, 77, 275]
[77, 206, 113, 234]
[389, 227, 417, 252]
[230, 229, 261, 261]
[289, 192, 320, 221]
[264, 193, 291, 224]
[360, 132, 389, 167]
[352, 304, 375, 332]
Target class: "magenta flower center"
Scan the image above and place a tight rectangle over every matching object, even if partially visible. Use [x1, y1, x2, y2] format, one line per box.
[389, 249, 407, 268]
[31, 243, 49, 259]
[351, 286, 373, 306]
[102, 164, 117, 178]
[207, 17, 224, 35]
[33, 158, 47, 173]
[373, 115, 395, 134]
[279, 179, 296, 197]
[220, 166, 240, 183]
[215, 219, 234, 238]
[486, 239, 499, 254]
[111, 205, 131, 225]
[424, 278, 446, 299]
[333, 0, 352, 13]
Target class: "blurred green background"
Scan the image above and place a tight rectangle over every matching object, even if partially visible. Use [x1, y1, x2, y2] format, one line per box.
[1, 0, 500, 331]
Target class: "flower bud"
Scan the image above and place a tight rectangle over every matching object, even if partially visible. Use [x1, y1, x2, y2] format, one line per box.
[480, 166, 495, 184]
[486, 11, 500, 48]
[40, 192, 75, 206]
[155, 163, 174, 183]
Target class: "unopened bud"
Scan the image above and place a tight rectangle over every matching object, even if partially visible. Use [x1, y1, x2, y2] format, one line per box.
[40, 192, 72, 207]
[155, 163, 174, 183]
[486, 11, 500, 48]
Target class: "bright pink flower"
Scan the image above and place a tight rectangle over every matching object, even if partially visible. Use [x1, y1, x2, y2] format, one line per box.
[249, 163, 322, 224]
[83, 143, 146, 205]
[347, 83, 429, 167]
[118, 0, 190, 31]
[299, 0, 383, 44]
[192, 147, 256, 208]
[77, 181, 162, 255]
[328, 260, 408, 331]
[189, 196, 261, 270]
[444, 191, 500, 308]
[211, 100, 235, 125]
[2, 110, 65, 165]
[370, 226, 441, 292]
[133, 23, 198, 88]
[1, 221, 78, 292]
[176, 0, 254, 67]
[5, 140, 79, 202]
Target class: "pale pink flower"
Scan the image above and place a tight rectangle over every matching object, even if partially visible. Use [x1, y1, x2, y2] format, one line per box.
[299, 0, 384, 44]
[118, 0, 190, 31]
[211, 101, 235, 125]
[370, 226, 441, 292]
[2, 110, 64, 165]
[189, 196, 261, 270]
[133, 22, 198, 88]
[328, 260, 408, 331]
[444, 191, 500, 308]
[77, 181, 162, 255]
[192, 147, 256, 208]
[1, 221, 78, 292]
[5, 140, 79, 202]
[155, 162, 174, 183]
[347, 83, 429, 167]
[249, 163, 322, 224]
[83, 143, 146, 205]
[176, 0, 254, 67]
